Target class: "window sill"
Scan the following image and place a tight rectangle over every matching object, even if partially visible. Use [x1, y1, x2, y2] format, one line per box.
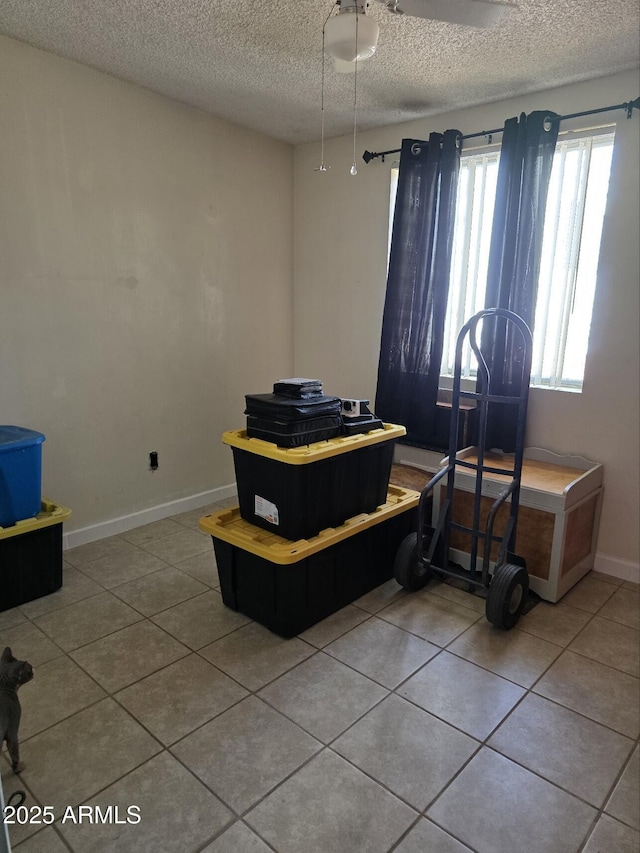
[439, 376, 583, 395]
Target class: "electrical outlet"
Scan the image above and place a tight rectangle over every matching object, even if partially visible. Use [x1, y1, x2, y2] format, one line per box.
[149, 451, 158, 471]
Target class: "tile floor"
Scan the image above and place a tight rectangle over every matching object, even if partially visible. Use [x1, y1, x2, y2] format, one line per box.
[1, 500, 639, 853]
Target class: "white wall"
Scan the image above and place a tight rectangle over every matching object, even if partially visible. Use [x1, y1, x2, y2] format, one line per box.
[0, 36, 294, 535]
[2, 35, 637, 572]
[294, 70, 640, 571]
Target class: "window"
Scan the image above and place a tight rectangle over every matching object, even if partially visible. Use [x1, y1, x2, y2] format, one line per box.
[443, 147, 500, 381]
[389, 129, 615, 391]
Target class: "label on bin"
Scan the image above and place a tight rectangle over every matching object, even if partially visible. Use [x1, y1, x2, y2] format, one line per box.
[255, 495, 279, 526]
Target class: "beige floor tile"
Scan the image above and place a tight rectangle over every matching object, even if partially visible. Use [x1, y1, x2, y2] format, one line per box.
[0, 607, 26, 631]
[516, 600, 592, 646]
[380, 589, 482, 647]
[172, 695, 321, 813]
[394, 818, 475, 852]
[19, 698, 161, 813]
[201, 821, 273, 852]
[590, 570, 624, 586]
[245, 749, 417, 852]
[11, 508, 632, 850]
[426, 582, 487, 614]
[534, 650, 640, 738]
[446, 620, 562, 687]
[7, 826, 69, 852]
[258, 652, 388, 743]
[324, 617, 439, 689]
[333, 694, 477, 810]
[0, 621, 63, 666]
[151, 590, 251, 649]
[1, 761, 43, 848]
[18, 655, 105, 740]
[79, 546, 168, 589]
[598, 586, 640, 629]
[139, 527, 210, 565]
[18, 566, 103, 618]
[353, 578, 408, 614]
[116, 653, 248, 746]
[561, 573, 617, 612]
[582, 815, 640, 853]
[215, 496, 239, 508]
[427, 748, 596, 853]
[58, 751, 232, 853]
[64, 535, 134, 569]
[623, 580, 640, 591]
[111, 566, 209, 616]
[120, 518, 185, 546]
[298, 604, 370, 648]
[174, 550, 219, 587]
[568, 615, 639, 676]
[171, 507, 206, 529]
[605, 745, 640, 830]
[399, 651, 525, 740]
[33, 592, 142, 652]
[70, 620, 189, 692]
[200, 622, 316, 691]
[488, 692, 635, 806]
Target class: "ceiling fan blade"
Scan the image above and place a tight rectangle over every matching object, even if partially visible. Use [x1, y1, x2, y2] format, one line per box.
[393, 0, 515, 28]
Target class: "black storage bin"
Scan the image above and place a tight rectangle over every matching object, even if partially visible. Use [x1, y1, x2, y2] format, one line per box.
[222, 424, 406, 541]
[0, 500, 71, 611]
[199, 486, 418, 637]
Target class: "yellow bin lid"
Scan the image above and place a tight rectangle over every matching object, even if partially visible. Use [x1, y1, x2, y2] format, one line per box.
[0, 498, 72, 540]
[221, 422, 406, 464]
[198, 484, 419, 565]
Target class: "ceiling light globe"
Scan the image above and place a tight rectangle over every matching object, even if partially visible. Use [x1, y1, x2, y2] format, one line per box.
[324, 13, 379, 63]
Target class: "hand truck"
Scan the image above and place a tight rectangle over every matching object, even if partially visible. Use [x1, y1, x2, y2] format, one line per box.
[393, 308, 533, 629]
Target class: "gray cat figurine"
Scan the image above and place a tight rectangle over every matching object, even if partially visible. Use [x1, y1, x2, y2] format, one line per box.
[0, 647, 34, 773]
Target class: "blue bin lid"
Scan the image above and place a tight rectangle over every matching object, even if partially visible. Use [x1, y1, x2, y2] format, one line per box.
[0, 426, 46, 452]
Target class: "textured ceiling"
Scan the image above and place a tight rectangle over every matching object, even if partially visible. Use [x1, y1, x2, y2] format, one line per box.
[1, 0, 638, 144]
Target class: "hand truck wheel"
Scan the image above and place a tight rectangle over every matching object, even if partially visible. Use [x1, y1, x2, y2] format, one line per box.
[486, 562, 529, 629]
[394, 533, 432, 591]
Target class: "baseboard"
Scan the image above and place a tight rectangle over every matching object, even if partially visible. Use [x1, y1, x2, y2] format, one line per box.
[594, 552, 640, 584]
[63, 483, 238, 550]
[393, 444, 444, 474]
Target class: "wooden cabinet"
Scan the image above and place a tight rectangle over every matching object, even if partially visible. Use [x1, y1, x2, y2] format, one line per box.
[433, 447, 603, 603]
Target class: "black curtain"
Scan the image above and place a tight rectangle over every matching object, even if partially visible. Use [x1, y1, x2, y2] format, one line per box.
[481, 111, 559, 451]
[375, 131, 461, 445]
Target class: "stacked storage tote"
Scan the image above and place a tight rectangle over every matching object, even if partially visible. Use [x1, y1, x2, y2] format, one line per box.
[0, 426, 72, 611]
[199, 382, 418, 636]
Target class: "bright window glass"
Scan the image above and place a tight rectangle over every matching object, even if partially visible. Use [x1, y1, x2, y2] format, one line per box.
[388, 130, 615, 391]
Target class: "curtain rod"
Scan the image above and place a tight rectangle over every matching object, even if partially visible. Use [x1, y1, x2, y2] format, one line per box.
[362, 96, 640, 164]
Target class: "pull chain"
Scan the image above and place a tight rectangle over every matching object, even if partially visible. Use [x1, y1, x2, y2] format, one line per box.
[350, 10, 359, 176]
[316, 3, 337, 173]
[318, 26, 327, 171]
